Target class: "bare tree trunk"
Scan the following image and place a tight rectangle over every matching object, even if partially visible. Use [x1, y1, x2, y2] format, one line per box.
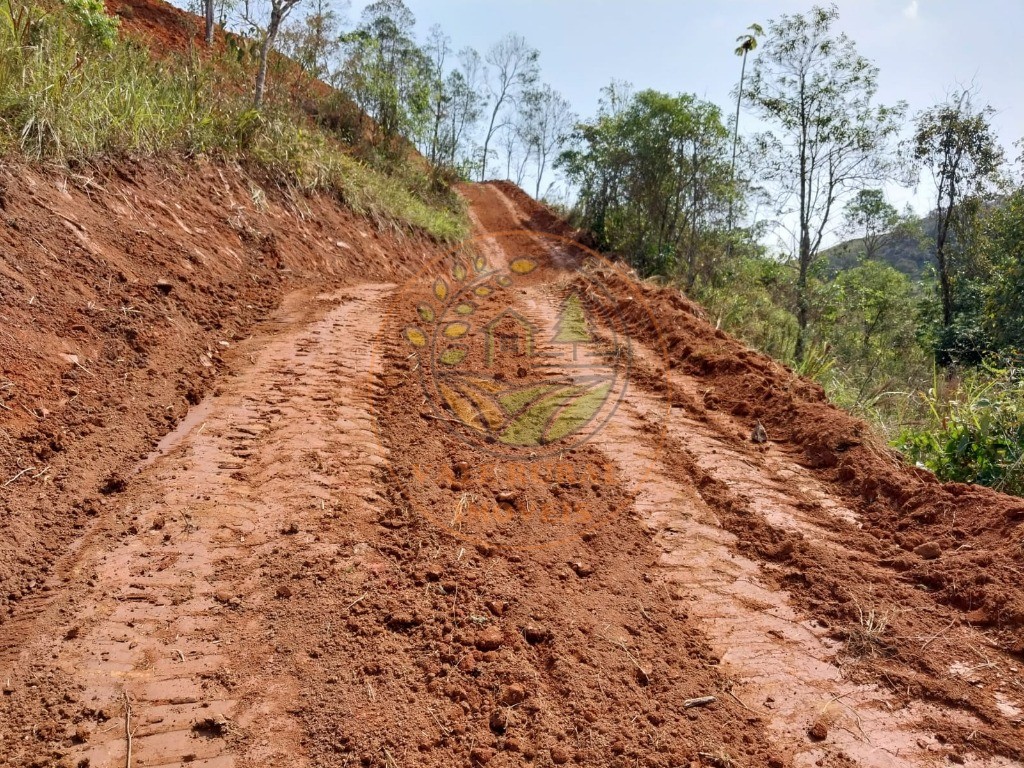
[254, 6, 284, 107]
[205, 0, 215, 45]
[728, 50, 747, 231]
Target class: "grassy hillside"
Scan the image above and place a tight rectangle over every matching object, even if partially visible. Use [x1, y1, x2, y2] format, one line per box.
[0, 0, 468, 242]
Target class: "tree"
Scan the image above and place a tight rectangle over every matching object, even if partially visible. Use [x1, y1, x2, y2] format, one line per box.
[983, 188, 1024, 351]
[442, 48, 485, 171]
[205, 0, 215, 45]
[817, 260, 923, 401]
[339, 0, 430, 145]
[912, 89, 1004, 338]
[842, 189, 899, 261]
[729, 22, 762, 229]
[277, 0, 347, 82]
[744, 5, 906, 361]
[243, 0, 305, 107]
[479, 33, 538, 180]
[559, 87, 734, 282]
[422, 24, 452, 166]
[523, 84, 574, 199]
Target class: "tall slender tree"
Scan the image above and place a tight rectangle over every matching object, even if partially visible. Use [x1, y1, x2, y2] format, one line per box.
[912, 89, 1003, 338]
[205, 0, 215, 45]
[728, 22, 762, 229]
[745, 5, 905, 361]
[244, 0, 305, 107]
[479, 33, 538, 181]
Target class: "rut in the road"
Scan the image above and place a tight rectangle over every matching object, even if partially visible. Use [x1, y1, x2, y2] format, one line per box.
[1, 286, 392, 767]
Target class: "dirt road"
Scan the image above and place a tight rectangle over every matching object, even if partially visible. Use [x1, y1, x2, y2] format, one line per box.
[2, 182, 1023, 767]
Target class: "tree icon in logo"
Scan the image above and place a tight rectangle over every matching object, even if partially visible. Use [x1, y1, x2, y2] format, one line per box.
[551, 293, 591, 361]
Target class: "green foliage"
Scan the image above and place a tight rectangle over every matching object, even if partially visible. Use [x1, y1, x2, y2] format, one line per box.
[911, 89, 1004, 348]
[559, 85, 735, 282]
[0, 0, 467, 242]
[982, 189, 1024, 350]
[61, 0, 118, 47]
[743, 4, 906, 361]
[898, 362, 1024, 495]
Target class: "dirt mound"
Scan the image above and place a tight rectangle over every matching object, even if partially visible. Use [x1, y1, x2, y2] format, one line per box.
[0, 156, 444, 651]
[580, 264, 1024, 639]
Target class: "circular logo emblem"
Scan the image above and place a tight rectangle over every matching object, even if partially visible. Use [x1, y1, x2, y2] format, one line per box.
[400, 233, 628, 459]
[385, 228, 671, 550]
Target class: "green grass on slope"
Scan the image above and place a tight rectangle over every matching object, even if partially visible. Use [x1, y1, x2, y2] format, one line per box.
[0, 0, 467, 242]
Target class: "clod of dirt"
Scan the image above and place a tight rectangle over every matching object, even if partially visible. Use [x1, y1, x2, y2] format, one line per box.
[474, 627, 503, 651]
[807, 718, 828, 741]
[913, 541, 943, 560]
[470, 746, 495, 765]
[276, 584, 293, 599]
[155, 278, 173, 295]
[192, 716, 230, 737]
[281, 522, 300, 535]
[549, 745, 570, 764]
[72, 725, 91, 744]
[498, 683, 526, 706]
[521, 624, 552, 645]
[99, 473, 127, 495]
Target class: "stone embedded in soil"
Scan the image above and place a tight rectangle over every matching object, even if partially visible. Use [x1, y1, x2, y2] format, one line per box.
[475, 627, 503, 651]
[550, 745, 570, 764]
[569, 560, 594, 577]
[470, 747, 495, 765]
[522, 624, 552, 645]
[807, 718, 829, 741]
[914, 541, 942, 559]
[499, 683, 526, 706]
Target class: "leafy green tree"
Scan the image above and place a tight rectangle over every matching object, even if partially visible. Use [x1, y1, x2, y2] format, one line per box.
[559, 86, 734, 283]
[816, 260, 924, 401]
[841, 189, 900, 261]
[339, 0, 430, 145]
[912, 89, 1004, 345]
[277, 0, 346, 82]
[982, 188, 1024, 351]
[744, 5, 906, 362]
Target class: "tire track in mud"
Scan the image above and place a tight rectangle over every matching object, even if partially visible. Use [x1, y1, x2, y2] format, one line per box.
[0, 286, 393, 767]
[474, 182, 1024, 767]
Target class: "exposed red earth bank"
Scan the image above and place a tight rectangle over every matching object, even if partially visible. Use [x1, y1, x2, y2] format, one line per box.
[1, 5, 1023, 759]
[1, 165, 1023, 768]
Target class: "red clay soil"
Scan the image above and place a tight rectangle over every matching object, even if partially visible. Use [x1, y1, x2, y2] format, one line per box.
[1, 171, 1023, 768]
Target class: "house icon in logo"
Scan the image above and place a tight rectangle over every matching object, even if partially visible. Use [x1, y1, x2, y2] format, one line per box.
[483, 309, 536, 367]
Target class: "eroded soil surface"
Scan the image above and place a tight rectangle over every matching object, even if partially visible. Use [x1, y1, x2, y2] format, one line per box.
[2, 175, 1023, 768]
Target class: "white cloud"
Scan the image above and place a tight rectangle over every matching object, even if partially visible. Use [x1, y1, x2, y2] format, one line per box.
[904, 0, 920, 19]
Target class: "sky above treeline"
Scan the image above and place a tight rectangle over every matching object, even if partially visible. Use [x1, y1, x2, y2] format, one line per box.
[170, 0, 1023, 220]
[342, 0, 1022, 216]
